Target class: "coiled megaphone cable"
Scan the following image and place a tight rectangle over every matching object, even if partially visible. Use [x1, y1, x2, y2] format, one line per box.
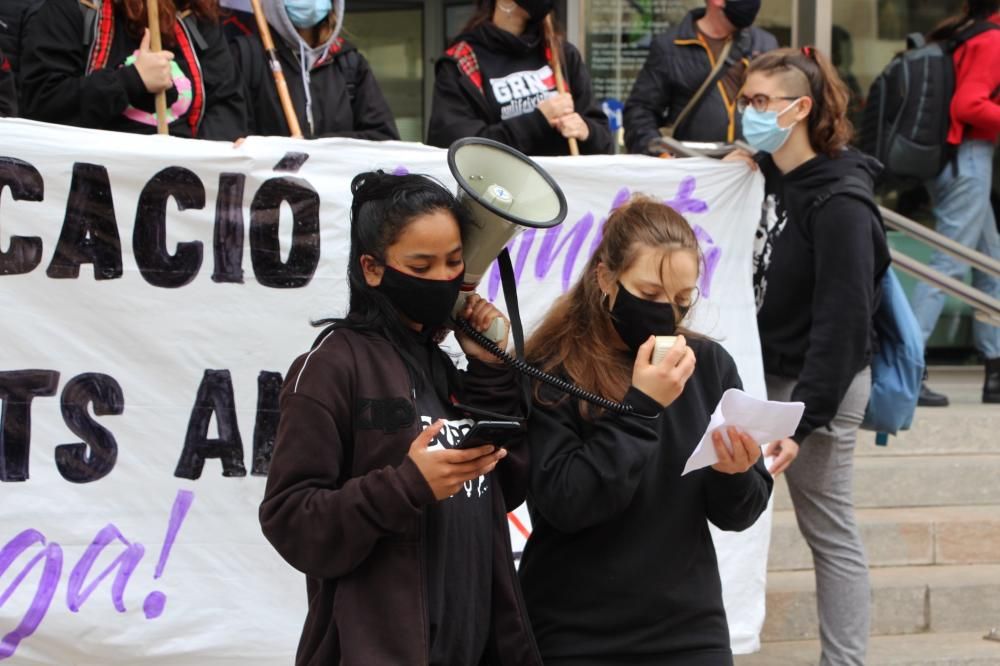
[453, 317, 657, 419]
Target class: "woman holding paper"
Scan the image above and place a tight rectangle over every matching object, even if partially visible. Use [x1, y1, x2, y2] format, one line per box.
[518, 195, 772, 665]
[729, 47, 891, 665]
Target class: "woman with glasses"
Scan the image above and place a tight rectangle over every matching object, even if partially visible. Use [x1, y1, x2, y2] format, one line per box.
[518, 195, 772, 666]
[727, 47, 891, 665]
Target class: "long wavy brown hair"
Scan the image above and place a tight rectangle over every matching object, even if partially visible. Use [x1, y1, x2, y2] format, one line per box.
[746, 47, 853, 157]
[118, 0, 218, 45]
[525, 195, 702, 419]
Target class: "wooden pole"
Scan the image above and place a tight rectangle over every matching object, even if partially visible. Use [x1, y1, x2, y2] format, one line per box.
[147, 0, 169, 135]
[544, 14, 579, 156]
[249, 0, 304, 138]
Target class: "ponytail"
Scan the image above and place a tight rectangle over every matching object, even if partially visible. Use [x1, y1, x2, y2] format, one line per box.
[746, 46, 853, 157]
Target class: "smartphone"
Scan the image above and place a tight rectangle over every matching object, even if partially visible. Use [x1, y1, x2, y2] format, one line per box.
[455, 420, 524, 450]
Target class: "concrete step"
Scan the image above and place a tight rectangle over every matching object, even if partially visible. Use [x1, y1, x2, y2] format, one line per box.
[769, 505, 1000, 571]
[761, 564, 1000, 643]
[857, 366, 999, 457]
[736, 631, 1000, 666]
[772, 455, 1000, 511]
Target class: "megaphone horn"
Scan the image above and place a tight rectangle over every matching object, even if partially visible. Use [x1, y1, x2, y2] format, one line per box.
[447, 137, 568, 342]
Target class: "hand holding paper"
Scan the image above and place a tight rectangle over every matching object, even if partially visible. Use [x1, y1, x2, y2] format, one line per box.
[682, 389, 805, 476]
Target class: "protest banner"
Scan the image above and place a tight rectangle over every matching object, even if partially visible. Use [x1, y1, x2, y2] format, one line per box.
[0, 119, 768, 663]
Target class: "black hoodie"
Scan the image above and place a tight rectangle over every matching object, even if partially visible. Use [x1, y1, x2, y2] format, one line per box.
[428, 22, 611, 155]
[0, 47, 15, 116]
[519, 339, 772, 665]
[19, 0, 246, 140]
[754, 149, 891, 443]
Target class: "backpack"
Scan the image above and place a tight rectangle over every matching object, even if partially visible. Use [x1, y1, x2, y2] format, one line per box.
[811, 175, 924, 445]
[860, 21, 1000, 184]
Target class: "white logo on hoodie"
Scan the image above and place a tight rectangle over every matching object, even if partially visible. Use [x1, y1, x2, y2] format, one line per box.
[489, 65, 558, 120]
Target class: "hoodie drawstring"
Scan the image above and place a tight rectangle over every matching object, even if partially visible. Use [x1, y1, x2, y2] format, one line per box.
[298, 40, 315, 137]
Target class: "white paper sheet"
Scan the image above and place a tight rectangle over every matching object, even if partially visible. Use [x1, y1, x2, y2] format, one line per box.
[683, 388, 805, 476]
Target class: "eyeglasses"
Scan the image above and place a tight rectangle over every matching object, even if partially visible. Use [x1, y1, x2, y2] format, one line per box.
[736, 93, 800, 113]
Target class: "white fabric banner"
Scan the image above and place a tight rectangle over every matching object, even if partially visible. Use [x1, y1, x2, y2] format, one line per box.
[0, 119, 769, 664]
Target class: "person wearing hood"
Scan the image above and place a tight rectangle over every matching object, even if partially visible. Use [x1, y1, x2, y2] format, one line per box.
[19, 0, 246, 140]
[624, 0, 777, 155]
[727, 47, 890, 666]
[427, 0, 610, 156]
[230, 0, 399, 140]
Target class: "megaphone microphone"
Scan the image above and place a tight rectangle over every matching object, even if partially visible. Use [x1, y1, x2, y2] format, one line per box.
[447, 137, 568, 344]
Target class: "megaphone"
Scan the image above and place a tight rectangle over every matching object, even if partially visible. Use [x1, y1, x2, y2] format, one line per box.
[447, 137, 568, 342]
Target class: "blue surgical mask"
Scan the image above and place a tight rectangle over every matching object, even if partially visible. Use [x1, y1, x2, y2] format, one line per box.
[741, 99, 802, 154]
[285, 0, 332, 29]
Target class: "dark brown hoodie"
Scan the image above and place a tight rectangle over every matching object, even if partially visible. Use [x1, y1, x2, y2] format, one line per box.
[260, 326, 541, 666]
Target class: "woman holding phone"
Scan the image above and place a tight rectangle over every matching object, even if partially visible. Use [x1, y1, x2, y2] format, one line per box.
[260, 171, 542, 665]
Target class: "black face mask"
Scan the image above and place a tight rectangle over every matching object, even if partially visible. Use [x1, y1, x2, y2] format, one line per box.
[610, 282, 688, 353]
[723, 0, 761, 29]
[514, 0, 554, 22]
[378, 265, 464, 329]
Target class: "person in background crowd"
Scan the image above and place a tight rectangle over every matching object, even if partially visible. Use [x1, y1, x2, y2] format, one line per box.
[260, 171, 542, 666]
[518, 196, 772, 665]
[19, 0, 246, 140]
[624, 0, 777, 155]
[231, 0, 399, 140]
[427, 0, 611, 156]
[911, 0, 1000, 406]
[0, 0, 33, 86]
[729, 46, 890, 665]
[0, 47, 15, 116]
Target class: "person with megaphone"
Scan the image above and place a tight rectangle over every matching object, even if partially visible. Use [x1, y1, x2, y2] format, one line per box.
[230, 0, 400, 140]
[518, 196, 772, 665]
[20, 0, 246, 140]
[259, 171, 543, 666]
[427, 0, 611, 156]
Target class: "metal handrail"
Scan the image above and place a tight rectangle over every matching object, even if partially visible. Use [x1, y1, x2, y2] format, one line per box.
[891, 251, 1000, 326]
[879, 207, 1000, 279]
[655, 137, 1000, 324]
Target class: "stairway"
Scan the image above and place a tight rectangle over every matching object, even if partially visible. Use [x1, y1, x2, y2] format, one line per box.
[736, 367, 1000, 665]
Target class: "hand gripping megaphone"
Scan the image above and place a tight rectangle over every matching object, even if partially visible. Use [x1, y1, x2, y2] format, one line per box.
[447, 137, 568, 342]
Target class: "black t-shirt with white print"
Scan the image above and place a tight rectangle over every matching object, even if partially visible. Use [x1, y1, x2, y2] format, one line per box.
[406, 332, 493, 666]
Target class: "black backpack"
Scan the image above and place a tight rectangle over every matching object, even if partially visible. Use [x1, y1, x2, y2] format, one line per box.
[860, 22, 1000, 184]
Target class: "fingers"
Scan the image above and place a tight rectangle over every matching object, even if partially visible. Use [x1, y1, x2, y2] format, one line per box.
[140, 28, 151, 51]
[411, 419, 445, 451]
[634, 336, 655, 370]
[712, 431, 733, 467]
[769, 451, 793, 476]
[660, 335, 688, 367]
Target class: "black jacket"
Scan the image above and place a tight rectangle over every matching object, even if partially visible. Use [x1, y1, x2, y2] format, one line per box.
[261, 326, 542, 666]
[19, 0, 246, 140]
[755, 150, 891, 443]
[519, 340, 772, 665]
[624, 9, 777, 154]
[428, 22, 611, 156]
[231, 34, 399, 140]
[0, 48, 15, 116]
[0, 0, 32, 83]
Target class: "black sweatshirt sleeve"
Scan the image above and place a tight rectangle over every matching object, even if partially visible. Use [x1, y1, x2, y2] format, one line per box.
[19, 0, 137, 128]
[426, 58, 553, 151]
[0, 49, 16, 117]
[527, 386, 663, 533]
[260, 347, 436, 580]
[623, 35, 673, 155]
[193, 19, 247, 141]
[458, 358, 529, 511]
[702, 353, 773, 532]
[322, 53, 399, 141]
[563, 43, 611, 155]
[790, 197, 878, 443]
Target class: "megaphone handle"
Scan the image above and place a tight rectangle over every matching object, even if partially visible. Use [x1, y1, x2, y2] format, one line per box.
[453, 291, 508, 345]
